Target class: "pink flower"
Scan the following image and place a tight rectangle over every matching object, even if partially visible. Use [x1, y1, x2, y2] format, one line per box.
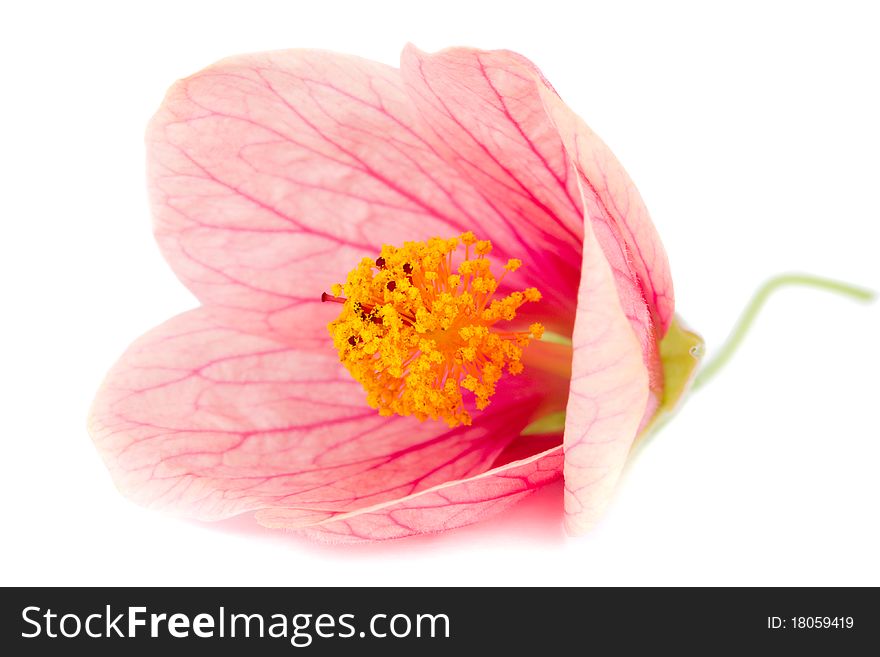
[89, 45, 694, 542]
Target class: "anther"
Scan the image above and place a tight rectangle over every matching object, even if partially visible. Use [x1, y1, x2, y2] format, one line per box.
[325, 233, 543, 427]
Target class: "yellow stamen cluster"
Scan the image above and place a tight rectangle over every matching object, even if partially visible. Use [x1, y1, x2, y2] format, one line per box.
[326, 232, 543, 427]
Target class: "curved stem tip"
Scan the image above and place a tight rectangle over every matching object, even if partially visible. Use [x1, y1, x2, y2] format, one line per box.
[692, 273, 875, 391]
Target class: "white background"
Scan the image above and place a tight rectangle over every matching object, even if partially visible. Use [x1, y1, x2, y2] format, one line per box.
[2, 0, 878, 586]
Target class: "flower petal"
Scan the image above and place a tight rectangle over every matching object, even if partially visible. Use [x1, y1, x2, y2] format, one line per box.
[562, 177, 651, 535]
[400, 45, 666, 376]
[538, 84, 675, 333]
[400, 45, 584, 328]
[147, 49, 574, 337]
[255, 445, 563, 542]
[88, 307, 551, 521]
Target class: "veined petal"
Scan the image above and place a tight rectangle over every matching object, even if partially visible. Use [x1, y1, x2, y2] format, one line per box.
[147, 49, 575, 338]
[88, 308, 551, 521]
[539, 84, 675, 333]
[400, 45, 667, 374]
[562, 176, 651, 535]
[400, 45, 583, 329]
[256, 445, 563, 542]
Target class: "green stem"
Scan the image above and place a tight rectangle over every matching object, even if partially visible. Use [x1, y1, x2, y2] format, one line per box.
[692, 273, 875, 391]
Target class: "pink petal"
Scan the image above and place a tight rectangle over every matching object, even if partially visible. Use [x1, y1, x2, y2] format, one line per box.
[399, 45, 666, 378]
[400, 45, 584, 329]
[256, 446, 563, 543]
[538, 84, 675, 333]
[147, 49, 577, 338]
[562, 177, 652, 535]
[251, 345, 570, 541]
[88, 307, 552, 521]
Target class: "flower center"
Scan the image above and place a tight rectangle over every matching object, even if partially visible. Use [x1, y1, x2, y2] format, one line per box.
[323, 232, 544, 427]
